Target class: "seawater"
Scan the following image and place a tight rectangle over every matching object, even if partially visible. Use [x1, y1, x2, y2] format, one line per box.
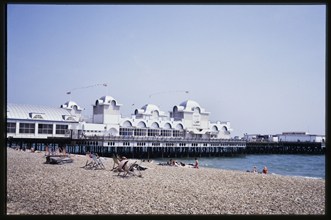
[154, 154, 325, 179]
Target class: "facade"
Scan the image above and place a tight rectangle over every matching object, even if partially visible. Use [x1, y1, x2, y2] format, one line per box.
[7, 95, 233, 141]
[7, 102, 82, 140]
[277, 132, 325, 143]
[243, 132, 325, 143]
[243, 134, 274, 142]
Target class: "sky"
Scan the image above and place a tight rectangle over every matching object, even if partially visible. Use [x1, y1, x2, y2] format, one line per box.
[7, 4, 326, 137]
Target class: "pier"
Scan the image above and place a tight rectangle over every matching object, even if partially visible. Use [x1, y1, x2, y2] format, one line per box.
[6, 136, 325, 159]
[246, 141, 325, 154]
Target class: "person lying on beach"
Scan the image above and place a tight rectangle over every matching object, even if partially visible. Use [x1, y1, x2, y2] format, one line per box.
[252, 166, 257, 173]
[158, 159, 180, 167]
[179, 161, 186, 166]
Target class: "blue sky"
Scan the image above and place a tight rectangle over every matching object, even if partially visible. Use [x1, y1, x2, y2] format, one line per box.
[7, 4, 326, 137]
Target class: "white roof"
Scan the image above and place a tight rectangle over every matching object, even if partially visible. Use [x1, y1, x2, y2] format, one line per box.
[136, 104, 166, 116]
[61, 101, 82, 110]
[179, 100, 201, 111]
[177, 100, 209, 114]
[95, 95, 122, 106]
[7, 103, 77, 122]
[141, 104, 160, 114]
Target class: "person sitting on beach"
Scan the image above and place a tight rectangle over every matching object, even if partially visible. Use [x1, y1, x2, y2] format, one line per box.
[85, 151, 93, 166]
[193, 158, 199, 169]
[252, 166, 257, 173]
[44, 145, 50, 157]
[262, 166, 268, 174]
[117, 156, 129, 172]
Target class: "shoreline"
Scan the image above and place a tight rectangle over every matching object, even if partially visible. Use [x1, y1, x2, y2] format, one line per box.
[6, 148, 325, 215]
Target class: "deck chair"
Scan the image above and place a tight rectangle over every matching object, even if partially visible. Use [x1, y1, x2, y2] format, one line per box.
[116, 159, 142, 177]
[111, 155, 121, 171]
[82, 152, 94, 169]
[92, 154, 106, 169]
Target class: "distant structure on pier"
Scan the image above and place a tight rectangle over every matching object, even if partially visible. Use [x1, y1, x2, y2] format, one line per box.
[243, 132, 325, 143]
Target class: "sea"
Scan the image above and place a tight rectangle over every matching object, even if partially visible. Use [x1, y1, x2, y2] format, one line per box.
[154, 154, 325, 179]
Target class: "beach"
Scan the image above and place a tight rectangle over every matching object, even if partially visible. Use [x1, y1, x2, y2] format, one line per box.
[6, 148, 325, 215]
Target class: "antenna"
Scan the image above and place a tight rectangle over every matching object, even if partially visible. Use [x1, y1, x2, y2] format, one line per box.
[149, 90, 189, 98]
[66, 83, 109, 98]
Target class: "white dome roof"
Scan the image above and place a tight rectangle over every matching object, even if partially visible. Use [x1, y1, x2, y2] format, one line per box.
[141, 104, 160, 114]
[95, 95, 122, 106]
[135, 104, 167, 117]
[61, 101, 82, 110]
[99, 96, 115, 103]
[179, 100, 201, 111]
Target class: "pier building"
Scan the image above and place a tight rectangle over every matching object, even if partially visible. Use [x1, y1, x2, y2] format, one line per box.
[7, 95, 248, 157]
[7, 96, 233, 140]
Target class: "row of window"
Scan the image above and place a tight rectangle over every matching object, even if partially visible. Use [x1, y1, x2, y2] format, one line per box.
[7, 123, 68, 135]
[119, 128, 185, 137]
[84, 130, 103, 133]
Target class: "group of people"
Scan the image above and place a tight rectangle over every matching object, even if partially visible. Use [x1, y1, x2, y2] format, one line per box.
[44, 145, 67, 157]
[112, 154, 148, 173]
[161, 158, 199, 169]
[248, 166, 268, 174]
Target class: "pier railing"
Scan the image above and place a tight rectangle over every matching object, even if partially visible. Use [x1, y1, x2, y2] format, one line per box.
[6, 136, 325, 159]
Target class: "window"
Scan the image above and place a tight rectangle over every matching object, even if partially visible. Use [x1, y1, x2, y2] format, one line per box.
[148, 129, 160, 137]
[65, 116, 75, 121]
[38, 124, 53, 134]
[33, 115, 44, 119]
[7, 122, 16, 133]
[119, 128, 133, 136]
[173, 130, 184, 137]
[134, 128, 146, 136]
[56, 124, 68, 134]
[30, 113, 45, 119]
[161, 130, 172, 137]
[19, 123, 35, 134]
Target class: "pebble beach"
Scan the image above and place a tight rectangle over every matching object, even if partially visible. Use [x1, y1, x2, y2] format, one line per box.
[6, 147, 325, 215]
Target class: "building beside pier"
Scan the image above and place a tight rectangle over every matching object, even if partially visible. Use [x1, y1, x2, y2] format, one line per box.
[243, 132, 325, 143]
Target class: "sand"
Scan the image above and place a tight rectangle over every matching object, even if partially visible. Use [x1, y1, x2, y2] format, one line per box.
[6, 147, 325, 215]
